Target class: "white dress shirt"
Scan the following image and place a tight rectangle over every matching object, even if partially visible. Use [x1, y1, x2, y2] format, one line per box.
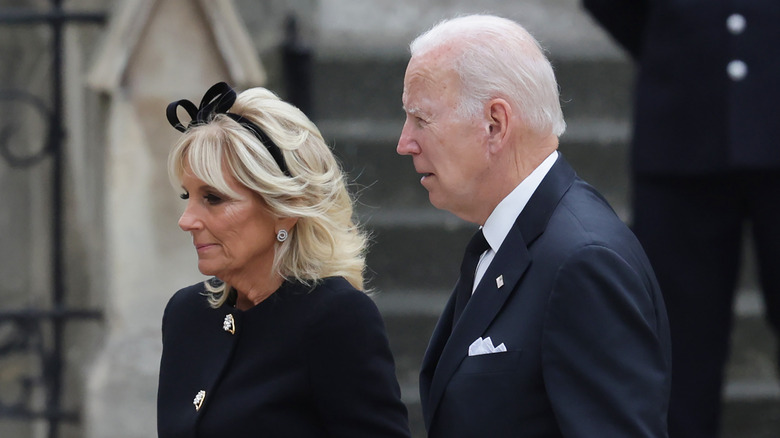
[472, 151, 559, 292]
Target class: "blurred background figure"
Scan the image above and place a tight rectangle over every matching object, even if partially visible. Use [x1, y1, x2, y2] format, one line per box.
[582, 1, 780, 437]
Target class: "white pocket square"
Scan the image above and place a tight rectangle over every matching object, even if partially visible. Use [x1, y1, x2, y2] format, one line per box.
[468, 336, 507, 356]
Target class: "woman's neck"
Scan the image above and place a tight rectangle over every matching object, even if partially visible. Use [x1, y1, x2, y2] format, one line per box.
[226, 269, 285, 311]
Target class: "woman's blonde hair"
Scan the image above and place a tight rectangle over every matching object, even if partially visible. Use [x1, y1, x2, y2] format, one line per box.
[168, 86, 367, 307]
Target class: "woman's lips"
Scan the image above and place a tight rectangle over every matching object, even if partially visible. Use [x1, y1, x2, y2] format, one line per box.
[195, 243, 217, 252]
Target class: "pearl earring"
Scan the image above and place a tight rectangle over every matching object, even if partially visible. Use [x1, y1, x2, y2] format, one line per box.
[276, 229, 288, 242]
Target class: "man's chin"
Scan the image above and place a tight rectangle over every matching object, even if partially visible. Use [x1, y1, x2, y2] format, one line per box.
[427, 193, 448, 211]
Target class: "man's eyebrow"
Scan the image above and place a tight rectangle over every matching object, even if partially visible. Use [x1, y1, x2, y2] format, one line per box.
[403, 106, 423, 116]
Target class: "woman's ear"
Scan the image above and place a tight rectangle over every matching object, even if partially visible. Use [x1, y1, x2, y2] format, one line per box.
[277, 216, 299, 234]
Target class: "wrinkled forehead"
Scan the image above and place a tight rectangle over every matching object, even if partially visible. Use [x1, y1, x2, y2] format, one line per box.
[402, 51, 462, 108]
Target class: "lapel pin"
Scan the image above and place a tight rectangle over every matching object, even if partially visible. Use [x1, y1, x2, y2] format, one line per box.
[496, 275, 504, 289]
[193, 390, 206, 411]
[223, 314, 236, 334]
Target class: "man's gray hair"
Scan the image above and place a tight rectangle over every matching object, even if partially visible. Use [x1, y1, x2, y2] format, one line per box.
[410, 14, 566, 137]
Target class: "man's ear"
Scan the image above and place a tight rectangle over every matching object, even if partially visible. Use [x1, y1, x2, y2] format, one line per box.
[486, 98, 512, 153]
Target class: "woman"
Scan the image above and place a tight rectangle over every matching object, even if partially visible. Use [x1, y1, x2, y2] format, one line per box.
[157, 82, 410, 437]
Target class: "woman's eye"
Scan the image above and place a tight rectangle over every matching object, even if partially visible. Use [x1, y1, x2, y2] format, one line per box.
[179, 192, 189, 200]
[204, 194, 223, 205]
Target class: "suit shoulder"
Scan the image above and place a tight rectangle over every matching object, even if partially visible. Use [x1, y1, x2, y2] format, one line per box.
[163, 281, 211, 318]
[540, 180, 654, 272]
[558, 181, 629, 234]
[308, 277, 371, 304]
[538, 179, 643, 256]
[304, 277, 382, 324]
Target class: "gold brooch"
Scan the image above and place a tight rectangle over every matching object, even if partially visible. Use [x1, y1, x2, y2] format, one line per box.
[193, 390, 206, 411]
[222, 314, 235, 334]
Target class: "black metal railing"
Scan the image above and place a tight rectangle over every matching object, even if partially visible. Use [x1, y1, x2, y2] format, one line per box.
[0, 2, 105, 437]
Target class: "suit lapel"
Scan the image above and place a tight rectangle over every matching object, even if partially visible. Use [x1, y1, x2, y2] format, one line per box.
[419, 291, 456, 428]
[424, 231, 531, 426]
[422, 154, 577, 427]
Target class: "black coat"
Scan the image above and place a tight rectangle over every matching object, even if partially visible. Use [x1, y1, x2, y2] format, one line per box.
[157, 277, 410, 438]
[583, 0, 780, 174]
[420, 156, 672, 437]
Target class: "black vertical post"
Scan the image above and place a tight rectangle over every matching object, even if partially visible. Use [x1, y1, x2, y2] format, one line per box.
[282, 14, 313, 119]
[0, 4, 105, 434]
[47, 0, 65, 436]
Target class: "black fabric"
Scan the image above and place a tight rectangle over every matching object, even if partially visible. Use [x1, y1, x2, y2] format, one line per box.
[453, 229, 490, 325]
[632, 171, 780, 438]
[583, 2, 780, 436]
[165, 81, 290, 176]
[419, 156, 671, 438]
[157, 277, 410, 438]
[583, 0, 780, 175]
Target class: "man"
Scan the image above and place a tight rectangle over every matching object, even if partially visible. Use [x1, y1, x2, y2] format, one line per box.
[397, 15, 671, 438]
[582, 2, 780, 437]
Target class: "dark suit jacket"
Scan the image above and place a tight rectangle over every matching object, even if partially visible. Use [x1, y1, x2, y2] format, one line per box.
[582, 0, 780, 174]
[157, 277, 410, 438]
[419, 156, 672, 437]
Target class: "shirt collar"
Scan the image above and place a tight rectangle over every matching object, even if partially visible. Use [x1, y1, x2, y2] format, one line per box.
[481, 151, 559, 252]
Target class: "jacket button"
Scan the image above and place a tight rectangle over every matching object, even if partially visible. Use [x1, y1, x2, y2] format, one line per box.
[727, 60, 748, 81]
[726, 13, 746, 35]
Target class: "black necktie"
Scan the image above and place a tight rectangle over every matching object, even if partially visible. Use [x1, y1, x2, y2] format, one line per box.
[452, 229, 490, 326]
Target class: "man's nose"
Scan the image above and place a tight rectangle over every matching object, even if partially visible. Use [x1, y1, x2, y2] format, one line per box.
[397, 122, 420, 156]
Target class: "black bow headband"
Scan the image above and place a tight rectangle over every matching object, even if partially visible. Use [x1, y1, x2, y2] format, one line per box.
[166, 82, 290, 176]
